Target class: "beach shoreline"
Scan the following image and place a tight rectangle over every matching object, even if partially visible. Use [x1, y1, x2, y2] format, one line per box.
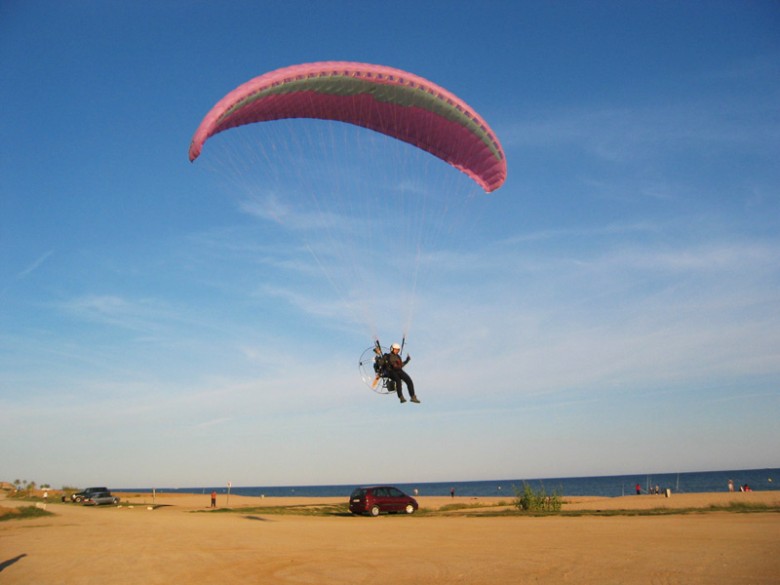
[107, 489, 780, 512]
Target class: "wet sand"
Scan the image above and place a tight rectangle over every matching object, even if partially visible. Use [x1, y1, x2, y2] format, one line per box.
[1, 491, 778, 584]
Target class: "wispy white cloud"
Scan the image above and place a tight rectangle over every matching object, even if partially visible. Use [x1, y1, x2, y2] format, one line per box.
[17, 249, 54, 279]
[1, 249, 56, 296]
[59, 294, 177, 332]
[192, 417, 233, 429]
[598, 240, 780, 274]
[499, 220, 666, 245]
[409, 225, 780, 399]
[535, 94, 780, 209]
[237, 191, 348, 232]
[504, 94, 780, 169]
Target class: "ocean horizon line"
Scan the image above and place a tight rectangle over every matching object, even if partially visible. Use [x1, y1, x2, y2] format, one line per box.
[118, 466, 779, 498]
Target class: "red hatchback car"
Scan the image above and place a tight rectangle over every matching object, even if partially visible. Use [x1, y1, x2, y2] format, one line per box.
[349, 486, 418, 516]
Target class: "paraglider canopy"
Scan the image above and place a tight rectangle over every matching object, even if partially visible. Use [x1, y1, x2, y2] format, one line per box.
[189, 61, 506, 193]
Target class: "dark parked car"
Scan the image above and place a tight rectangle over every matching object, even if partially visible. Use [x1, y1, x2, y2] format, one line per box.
[82, 491, 119, 506]
[71, 487, 108, 503]
[349, 486, 418, 516]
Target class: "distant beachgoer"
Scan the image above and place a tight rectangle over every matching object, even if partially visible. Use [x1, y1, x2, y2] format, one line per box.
[728, 479, 734, 492]
[635, 483, 642, 495]
[210, 490, 217, 508]
[450, 487, 455, 498]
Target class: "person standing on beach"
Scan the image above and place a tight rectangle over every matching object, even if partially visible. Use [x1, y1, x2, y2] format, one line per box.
[210, 490, 217, 508]
[635, 483, 642, 495]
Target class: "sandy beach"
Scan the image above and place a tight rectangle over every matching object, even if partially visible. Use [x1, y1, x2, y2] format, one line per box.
[1, 491, 778, 584]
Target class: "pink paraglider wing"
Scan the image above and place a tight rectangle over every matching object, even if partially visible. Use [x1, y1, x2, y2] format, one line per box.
[189, 62, 506, 192]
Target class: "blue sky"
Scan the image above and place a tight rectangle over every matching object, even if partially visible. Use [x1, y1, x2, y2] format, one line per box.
[2, 1, 779, 489]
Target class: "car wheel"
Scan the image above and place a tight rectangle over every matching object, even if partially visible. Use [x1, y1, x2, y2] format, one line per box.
[370, 505, 381, 517]
[405, 504, 415, 514]
[74, 496, 82, 503]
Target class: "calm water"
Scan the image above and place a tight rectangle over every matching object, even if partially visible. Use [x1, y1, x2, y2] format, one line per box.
[122, 467, 778, 498]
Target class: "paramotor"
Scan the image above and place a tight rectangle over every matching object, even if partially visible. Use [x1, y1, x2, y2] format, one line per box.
[358, 344, 395, 395]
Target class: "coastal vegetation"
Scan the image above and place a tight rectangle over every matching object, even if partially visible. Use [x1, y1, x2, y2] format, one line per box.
[2, 479, 62, 499]
[0, 505, 54, 522]
[513, 482, 563, 512]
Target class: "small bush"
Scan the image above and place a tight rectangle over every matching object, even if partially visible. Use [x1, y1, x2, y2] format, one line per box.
[513, 482, 562, 512]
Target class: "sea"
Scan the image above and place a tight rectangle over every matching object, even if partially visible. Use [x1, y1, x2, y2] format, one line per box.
[121, 467, 778, 499]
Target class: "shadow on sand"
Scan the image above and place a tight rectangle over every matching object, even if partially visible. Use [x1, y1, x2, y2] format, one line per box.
[243, 515, 273, 522]
[0, 554, 27, 573]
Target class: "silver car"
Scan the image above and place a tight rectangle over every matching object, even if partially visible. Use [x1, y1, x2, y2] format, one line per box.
[82, 491, 119, 506]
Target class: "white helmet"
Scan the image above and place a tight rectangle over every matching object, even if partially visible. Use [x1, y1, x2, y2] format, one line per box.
[391, 343, 401, 350]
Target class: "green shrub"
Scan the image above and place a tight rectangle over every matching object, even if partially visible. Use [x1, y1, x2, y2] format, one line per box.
[513, 482, 562, 512]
